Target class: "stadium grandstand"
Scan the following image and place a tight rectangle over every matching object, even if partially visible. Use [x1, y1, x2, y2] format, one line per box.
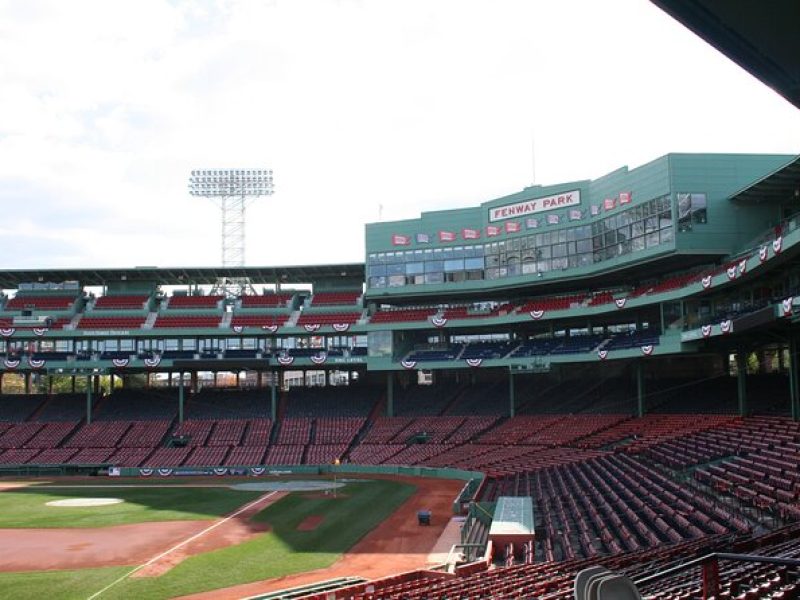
[2, 148, 800, 596]
[1, 2, 800, 598]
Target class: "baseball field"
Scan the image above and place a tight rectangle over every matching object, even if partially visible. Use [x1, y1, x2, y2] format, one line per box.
[0, 476, 463, 600]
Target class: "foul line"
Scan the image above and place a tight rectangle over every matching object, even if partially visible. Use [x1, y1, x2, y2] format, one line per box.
[86, 491, 277, 600]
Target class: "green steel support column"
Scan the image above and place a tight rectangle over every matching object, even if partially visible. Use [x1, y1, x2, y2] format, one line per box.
[386, 371, 394, 417]
[86, 375, 93, 425]
[270, 374, 277, 421]
[24, 372, 31, 395]
[636, 361, 645, 417]
[790, 337, 799, 421]
[178, 373, 185, 425]
[509, 370, 516, 417]
[737, 352, 748, 416]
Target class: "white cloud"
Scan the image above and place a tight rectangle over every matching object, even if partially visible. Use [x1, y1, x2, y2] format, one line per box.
[0, 0, 797, 270]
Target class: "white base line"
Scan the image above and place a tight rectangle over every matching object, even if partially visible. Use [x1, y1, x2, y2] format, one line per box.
[86, 491, 277, 600]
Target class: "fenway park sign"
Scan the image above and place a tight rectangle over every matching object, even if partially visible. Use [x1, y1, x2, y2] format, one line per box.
[488, 190, 581, 222]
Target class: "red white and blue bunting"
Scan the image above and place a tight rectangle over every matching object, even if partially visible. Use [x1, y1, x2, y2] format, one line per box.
[213, 468, 228, 476]
[143, 355, 162, 368]
[783, 297, 794, 318]
[614, 298, 627, 309]
[529, 310, 545, 320]
[597, 349, 608, 360]
[701, 275, 712, 289]
[738, 259, 748, 276]
[3, 357, 20, 369]
[262, 324, 279, 333]
[701, 325, 712, 338]
[157, 468, 173, 477]
[430, 315, 448, 328]
[640, 345, 654, 356]
[726, 266, 737, 281]
[773, 236, 783, 254]
[310, 353, 328, 365]
[465, 358, 483, 367]
[231, 325, 244, 333]
[112, 358, 130, 368]
[277, 355, 295, 366]
[720, 320, 733, 334]
[401, 359, 417, 370]
[332, 323, 350, 332]
[0, 328, 15, 338]
[759, 245, 768, 262]
[250, 467, 266, 476]
[140, 468, 154, 477]
[303, 324, 321, 332]
[27, 357, 45, 369]
[32, 327, 48, 337]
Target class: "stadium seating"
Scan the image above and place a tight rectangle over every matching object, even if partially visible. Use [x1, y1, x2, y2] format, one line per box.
[240, 293, 294, 307]
[369, 307, 436, 323]
[4, 294, 78, 311]
[92, 295, 149, 310]
[165, 295, 224, 309]
[76, 316, 146, 330]
[309, 291, 361, 306]
[295, 312, 361, 326]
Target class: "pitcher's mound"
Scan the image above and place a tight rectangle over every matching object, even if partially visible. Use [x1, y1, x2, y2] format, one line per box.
[46, 498, 124, 507]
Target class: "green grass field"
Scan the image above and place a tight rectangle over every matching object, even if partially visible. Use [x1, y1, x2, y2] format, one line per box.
[0, 479, 416, 600]
[0, 485, 264, 528]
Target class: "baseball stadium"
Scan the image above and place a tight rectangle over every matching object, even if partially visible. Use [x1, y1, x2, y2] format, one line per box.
[2, 2, 800, 600]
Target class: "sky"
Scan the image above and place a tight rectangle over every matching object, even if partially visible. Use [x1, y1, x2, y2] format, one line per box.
[0, 0, 799, 271]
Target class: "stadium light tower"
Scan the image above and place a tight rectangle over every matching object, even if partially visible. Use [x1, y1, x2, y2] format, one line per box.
[188, 169, 274, 296]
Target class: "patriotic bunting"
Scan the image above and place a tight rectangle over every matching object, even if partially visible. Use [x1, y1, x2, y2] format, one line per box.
[430, 315, 448, 328]
[783, 297, 794, 318]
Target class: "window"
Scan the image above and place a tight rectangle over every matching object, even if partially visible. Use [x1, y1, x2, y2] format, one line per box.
[677, 193, 706, 230]
[691, 193, 707, 224]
